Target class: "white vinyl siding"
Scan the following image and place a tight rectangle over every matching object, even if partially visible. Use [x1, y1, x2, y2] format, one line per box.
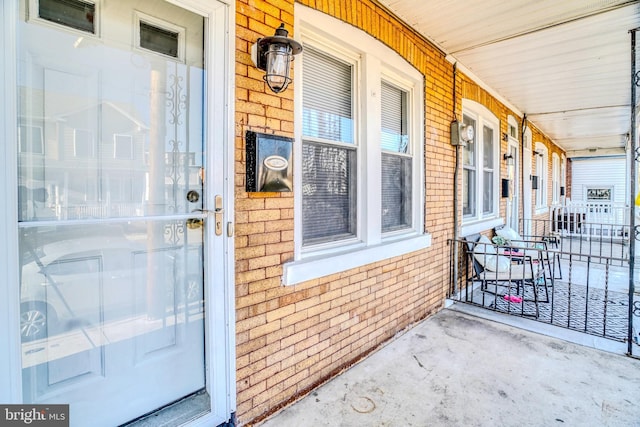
[570, 157, 627, 205]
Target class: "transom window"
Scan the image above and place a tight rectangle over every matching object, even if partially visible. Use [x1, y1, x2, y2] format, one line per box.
[36, 0, 97, 34]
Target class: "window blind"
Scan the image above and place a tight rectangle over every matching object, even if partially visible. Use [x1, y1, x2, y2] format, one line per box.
[302, 47, 353, 143]
[381, 81, 408, 153]
[381, 153, 412, 231]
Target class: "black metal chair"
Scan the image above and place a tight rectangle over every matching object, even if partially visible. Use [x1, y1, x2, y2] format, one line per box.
[465, 234, 549, 317]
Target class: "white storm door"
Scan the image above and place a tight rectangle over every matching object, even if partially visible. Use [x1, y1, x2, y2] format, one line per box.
[16, 1, 224, 425]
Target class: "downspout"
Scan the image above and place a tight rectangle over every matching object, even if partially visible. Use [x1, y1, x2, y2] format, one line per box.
[628, 28, 637, 356]
[452, 63, 460, 295]
[520, 113, 528, 234]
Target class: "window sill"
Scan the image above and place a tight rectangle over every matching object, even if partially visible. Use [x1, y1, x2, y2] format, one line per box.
[282, 233, 432, 286]
[460, 217, 504, 237]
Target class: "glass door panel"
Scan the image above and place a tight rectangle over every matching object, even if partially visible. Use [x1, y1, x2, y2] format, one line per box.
[17, 1, 209, 425]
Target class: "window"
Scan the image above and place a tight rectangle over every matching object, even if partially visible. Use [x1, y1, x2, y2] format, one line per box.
[135, 12, 185, 61]
[286, 6, 427, 285]
[462, 99, 499, 225]
[381, 81, 412, 232]
[73, 128, 95, 158]
[114, 134, 133, 159]
[462, 115, 477, 217]
[301, 47, 356, 246]
[552, 153, 560, 205]
[535, 143, 548, 211]
[18, 125, 44, 154]
[37, 0, 96, 34]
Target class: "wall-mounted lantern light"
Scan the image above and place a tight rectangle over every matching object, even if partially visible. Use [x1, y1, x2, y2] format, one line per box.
[251, 23, 303, 94]
[503, 153, 514, 165]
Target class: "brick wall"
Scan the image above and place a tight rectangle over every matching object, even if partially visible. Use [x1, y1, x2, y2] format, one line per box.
[234, 0, 565, 425]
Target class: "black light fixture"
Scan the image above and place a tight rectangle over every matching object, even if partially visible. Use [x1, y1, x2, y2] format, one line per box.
[503, 153, 514, 165]
[251, 24, 303, 94]
[533, 150, 543, 157]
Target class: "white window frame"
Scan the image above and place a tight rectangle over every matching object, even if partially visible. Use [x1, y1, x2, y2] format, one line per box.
[535, 142, 548, 213]
[460, 99, 501, 236]
[552, 152, 560, 205]
[285, 5, 429, 286]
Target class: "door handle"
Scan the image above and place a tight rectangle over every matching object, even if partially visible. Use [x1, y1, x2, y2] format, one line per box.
[190, 195, 224, 235]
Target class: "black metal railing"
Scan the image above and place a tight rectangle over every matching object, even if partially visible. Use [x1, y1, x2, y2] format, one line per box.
[521, 218, 630, 267]
[449, 237, 630, 342]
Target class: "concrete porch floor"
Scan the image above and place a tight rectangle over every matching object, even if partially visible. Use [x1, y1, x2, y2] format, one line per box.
[258, 306, 640, 427]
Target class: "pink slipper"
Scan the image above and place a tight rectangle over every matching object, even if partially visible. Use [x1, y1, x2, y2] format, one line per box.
[503, 295, 523, 303]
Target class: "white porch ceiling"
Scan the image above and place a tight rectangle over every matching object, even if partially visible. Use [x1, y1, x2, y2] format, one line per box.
[377, 0, 640, 157]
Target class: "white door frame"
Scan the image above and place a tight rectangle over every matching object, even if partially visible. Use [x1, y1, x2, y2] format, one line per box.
[0, 0, 22, 404]
[0, 1, 236, 424]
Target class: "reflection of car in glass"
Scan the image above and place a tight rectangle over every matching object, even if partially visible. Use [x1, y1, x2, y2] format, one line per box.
[20, 234, 201, 342]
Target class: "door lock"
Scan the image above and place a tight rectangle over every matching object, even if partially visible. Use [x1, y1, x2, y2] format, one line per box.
[190, 196, 224, 235]
[214, 195, 224, 236]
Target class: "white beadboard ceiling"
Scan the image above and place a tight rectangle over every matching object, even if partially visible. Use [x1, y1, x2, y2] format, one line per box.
[377, 0, 640, 157]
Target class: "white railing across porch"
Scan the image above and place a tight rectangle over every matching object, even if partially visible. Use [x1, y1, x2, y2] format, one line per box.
[550, 202, 630, 239]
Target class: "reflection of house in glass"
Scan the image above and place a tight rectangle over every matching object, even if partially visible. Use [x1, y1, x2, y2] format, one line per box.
[18, 101, 202, 221]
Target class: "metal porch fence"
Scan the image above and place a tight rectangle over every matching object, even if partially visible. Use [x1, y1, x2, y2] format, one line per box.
[448, 235, 637, 345]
